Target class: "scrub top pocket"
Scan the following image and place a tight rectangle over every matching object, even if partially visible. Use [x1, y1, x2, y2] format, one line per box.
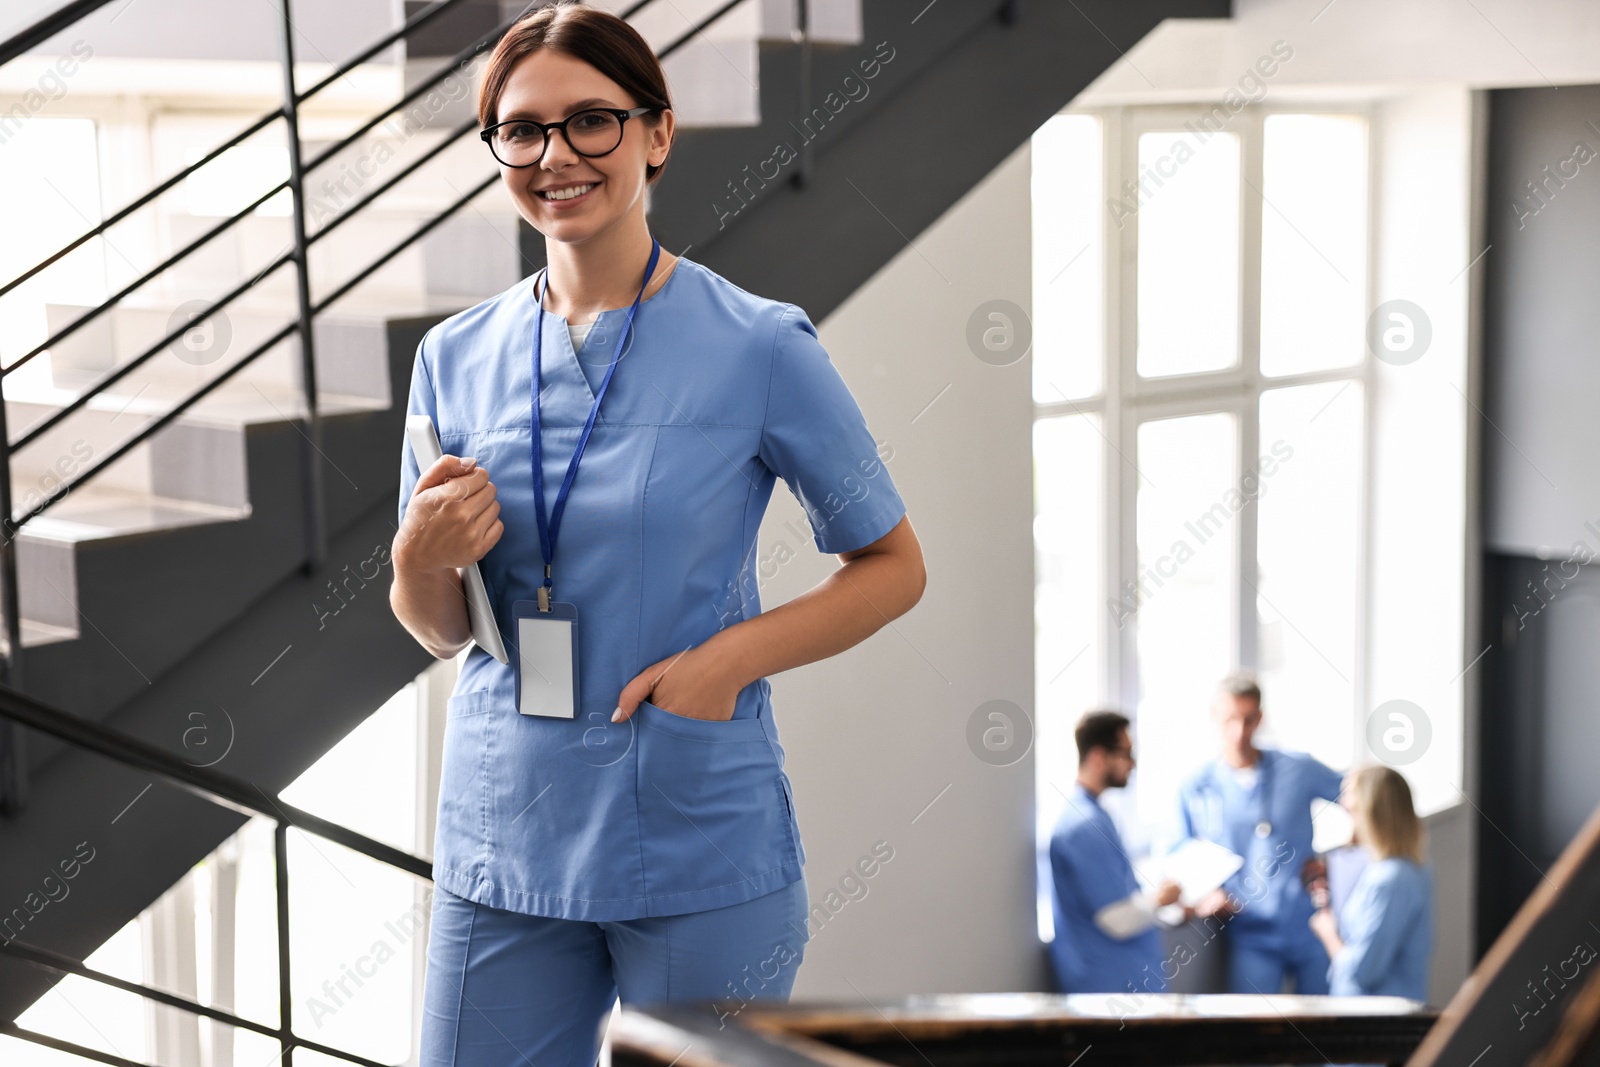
[633, 699, 801, 910]
[447, 690, 493, 717]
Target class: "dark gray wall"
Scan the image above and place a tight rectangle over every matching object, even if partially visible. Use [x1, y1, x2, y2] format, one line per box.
[1477, 84, 1600, 950]
[1482, 85, 1600, 557]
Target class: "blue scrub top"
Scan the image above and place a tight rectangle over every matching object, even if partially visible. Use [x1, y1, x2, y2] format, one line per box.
[1329, 856, 1433, 1000]
[1048, 783, 1165, 994]
[1174, 748, 1343, 947]
[397, 255, 907, 921]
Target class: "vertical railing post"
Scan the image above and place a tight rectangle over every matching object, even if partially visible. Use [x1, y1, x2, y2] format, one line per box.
[277, 0, 328, 571]
[794, 0, 811, 189]
[275, 820, 295, 1066]
[0, 389, 27, 818]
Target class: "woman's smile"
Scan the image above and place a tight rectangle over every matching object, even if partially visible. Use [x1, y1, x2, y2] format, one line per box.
[537, 180, 601, 207]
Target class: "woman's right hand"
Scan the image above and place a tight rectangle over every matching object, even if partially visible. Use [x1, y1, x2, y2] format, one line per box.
[395, 454, 504, 574]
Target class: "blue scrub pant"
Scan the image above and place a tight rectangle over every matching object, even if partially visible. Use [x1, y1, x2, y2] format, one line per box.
[419, 877, 811, 1066]
[1226, 930, 1331, 995]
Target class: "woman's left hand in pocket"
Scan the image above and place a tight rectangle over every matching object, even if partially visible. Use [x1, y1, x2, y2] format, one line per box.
[613, 645, 743, 723]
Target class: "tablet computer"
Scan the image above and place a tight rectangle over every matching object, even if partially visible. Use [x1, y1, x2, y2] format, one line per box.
[404, 415, 511, 665]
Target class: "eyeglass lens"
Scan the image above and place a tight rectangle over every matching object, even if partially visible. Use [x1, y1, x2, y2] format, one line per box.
[490, 110, 624, 166]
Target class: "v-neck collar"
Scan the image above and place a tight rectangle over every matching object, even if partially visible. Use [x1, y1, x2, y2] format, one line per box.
[531, 256, 687, 404]
[1213, 748, 1271, 795]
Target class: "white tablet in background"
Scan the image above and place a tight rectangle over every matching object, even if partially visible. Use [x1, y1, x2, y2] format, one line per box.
[404, 415, 511, 665]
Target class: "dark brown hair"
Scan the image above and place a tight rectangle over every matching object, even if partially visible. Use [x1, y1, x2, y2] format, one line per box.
[477, 1, 674, 184]
[1075, 709, 1131, 765]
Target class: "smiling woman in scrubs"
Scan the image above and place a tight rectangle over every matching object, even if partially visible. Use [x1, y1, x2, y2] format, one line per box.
[388, 4, 925, 1063]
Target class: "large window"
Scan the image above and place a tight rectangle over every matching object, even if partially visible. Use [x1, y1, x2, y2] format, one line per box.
[1031, 105, 1463, 941]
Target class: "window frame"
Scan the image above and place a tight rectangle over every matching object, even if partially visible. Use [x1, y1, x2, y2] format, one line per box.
[1034, 103, 1380, 762]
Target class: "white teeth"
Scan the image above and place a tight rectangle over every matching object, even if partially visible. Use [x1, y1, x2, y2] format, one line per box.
[542, 183, 595, 201]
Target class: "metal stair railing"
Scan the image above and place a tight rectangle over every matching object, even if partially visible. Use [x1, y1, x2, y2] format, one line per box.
[0, 0, 762, 818]
[0, 681, 433, 1066]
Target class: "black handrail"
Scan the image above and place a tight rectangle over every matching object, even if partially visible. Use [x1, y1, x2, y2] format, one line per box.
[0, 0, 755, 527]
[1, 0, 753, 471]
[0, 0, 761, 817]
[0, 940, 393, 1067]
[11, 110, 478, 457]
[6, 172, 499, 538]
[278, 0, 328, 569]
[1, 0, 717, 310]
[0, 0, 119, 68]
[0, 682, 431, 1066]
[0, 108, 286, 303]
[2, 7, 504, 365]
[0, 682, 431, 876]
[0, 0, 795, 1057]
[0, 0, 475, 303]
[5, 174, 293, 380]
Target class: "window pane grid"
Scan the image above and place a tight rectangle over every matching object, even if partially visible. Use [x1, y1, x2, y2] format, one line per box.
[1033, 107, 1372, 940]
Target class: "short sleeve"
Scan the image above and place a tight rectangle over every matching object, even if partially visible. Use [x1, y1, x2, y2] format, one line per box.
[1307, 755, 1344, 804]
[1051, 814, 1137, 916]
[758, 305, 906, 554]
[397, 328, 438, 529]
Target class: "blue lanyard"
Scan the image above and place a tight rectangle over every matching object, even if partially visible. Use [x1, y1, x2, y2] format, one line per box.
[530, 237, 661, 610]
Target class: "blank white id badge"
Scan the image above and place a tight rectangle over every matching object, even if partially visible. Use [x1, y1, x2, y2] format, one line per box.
[512, 600, 580, 719]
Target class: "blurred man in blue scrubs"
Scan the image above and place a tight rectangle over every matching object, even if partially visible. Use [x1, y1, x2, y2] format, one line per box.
[1049, 710, 1182, 993]
[1176, 674, 1344, 994]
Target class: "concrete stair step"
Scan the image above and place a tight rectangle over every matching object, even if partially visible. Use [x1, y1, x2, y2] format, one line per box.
[0, 480, 250, 646]
[40, 298, 412, 404]
[159, 167, 522, 307]
[20, 483, 248, 544]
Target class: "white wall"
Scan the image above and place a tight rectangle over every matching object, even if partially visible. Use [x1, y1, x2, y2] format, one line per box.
[760, 141, 1045, 997]
[28, 0, 399, 65]
[1368, 86, 1478, 1008]
[1078, 0, 1600, 104]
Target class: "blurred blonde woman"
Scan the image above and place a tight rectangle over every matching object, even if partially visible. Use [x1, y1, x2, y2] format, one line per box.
[1309, 765, 1433, 1001]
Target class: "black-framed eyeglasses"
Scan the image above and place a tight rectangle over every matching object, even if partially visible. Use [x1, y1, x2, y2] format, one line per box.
[480, 106, 658, 168]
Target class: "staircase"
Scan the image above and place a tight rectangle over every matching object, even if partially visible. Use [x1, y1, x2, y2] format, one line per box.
[0, 0, 1232, 1046]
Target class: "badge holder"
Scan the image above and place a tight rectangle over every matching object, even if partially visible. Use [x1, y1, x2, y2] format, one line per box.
[513, 598, 580, 719]
[515, 238, 658, 722]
